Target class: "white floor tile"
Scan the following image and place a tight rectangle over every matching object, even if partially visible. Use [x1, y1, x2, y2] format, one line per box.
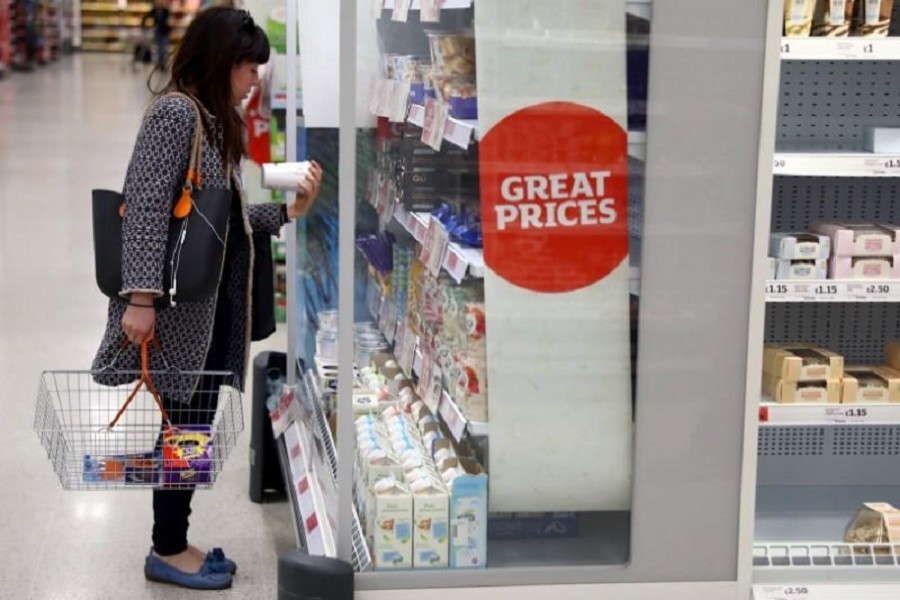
[1, 54, 295, 599]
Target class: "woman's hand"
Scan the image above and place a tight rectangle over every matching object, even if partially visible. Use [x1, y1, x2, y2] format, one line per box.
[122, 293, 156, 345]
[287, 161, 323, 220]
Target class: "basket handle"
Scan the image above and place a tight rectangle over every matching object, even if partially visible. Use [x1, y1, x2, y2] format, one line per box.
[107, 337, 173, 431]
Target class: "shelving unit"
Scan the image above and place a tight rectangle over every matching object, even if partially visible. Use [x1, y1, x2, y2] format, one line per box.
[755, 6, 900, 588]
[79, 1, 193, 54]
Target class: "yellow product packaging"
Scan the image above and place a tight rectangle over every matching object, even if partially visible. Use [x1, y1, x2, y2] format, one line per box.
[785, 0, 817, 36]
[845, 503, 900, 554]
[813, 0, 857, 35]
[853, 0, 895, 36]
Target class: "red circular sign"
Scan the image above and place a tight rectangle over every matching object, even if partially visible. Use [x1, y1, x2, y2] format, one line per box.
[480, 102, 629, 294]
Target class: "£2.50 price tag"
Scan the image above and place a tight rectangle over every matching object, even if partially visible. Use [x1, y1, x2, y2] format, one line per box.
[754, 585, 812, 600]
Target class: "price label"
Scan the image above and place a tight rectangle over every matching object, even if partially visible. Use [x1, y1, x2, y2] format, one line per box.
[420, 0, 441, 22]
[376, 80, 392, 118]
[392, 0, 411, 22]
[439, 390, 468, 442]
[388, 80, 411, 123]
[885, 159, 900, 169]
[813, 283, 838, 297]
[372, 0, 384, 19]
[780, 41, 791, 55]
[765, 282, 789, 297]
[367, 78, 381, 116]
[420, 216, 450, 277]
[421, 97, 449, 151]
[825, 406, 870, 423]
[867, 283, 891, 295]
[755, 585, 812, 600]
[773, 157, 787, 171]
[271, 388, 300, 438]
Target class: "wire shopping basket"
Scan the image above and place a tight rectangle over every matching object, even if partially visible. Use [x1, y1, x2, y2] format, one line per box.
[33, 340, 244, 491]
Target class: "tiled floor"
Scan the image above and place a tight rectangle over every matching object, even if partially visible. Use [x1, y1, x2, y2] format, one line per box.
[0, 55, 295, 599]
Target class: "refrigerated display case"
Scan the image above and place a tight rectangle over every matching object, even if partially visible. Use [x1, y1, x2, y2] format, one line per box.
[274, 0, 780, 598]
[752, 3, 900, 599]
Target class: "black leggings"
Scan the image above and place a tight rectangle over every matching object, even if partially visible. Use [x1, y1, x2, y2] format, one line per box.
[152, 287, 232, 556]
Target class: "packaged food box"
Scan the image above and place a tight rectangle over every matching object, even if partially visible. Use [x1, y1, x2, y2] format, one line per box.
[842, 366, 900, 403]
[813, 223, 900, 257]
[763, 374, 841, 403]
[162, 425, 214, 486]
[370, 478, 413, 570]
[784, 0, 816, 36]
[441, 457, 488, 569]
[770, 232, 832, 260]
[775, 259, 828, 280]
[852, 0, 895, 36]
[865, 127, 900, 153]
[845, 503, 900, 553]
[427, 32, 475, 78]
[763, 344, 845, 381]
[830, 255, 900, 279]
[813, 0, 856, 36]
[411, 479, 450, 569]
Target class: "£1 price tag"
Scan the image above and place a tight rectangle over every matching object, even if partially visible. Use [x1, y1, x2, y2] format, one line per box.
[421, 97, 449, 151]
[420, 216, 449, 277]
[392, 0, 411, 22]
[420, 0, 441, 22]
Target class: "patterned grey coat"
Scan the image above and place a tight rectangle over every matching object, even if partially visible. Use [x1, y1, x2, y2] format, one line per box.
[92, 94, 286, 401]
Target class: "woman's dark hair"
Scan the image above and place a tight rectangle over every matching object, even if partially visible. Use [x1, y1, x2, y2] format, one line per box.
[156, 7, 270, 168]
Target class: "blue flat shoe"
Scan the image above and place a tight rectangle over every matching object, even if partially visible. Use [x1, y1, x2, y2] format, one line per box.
[206, 547, 238, 575]
[145, 552, 233, 590]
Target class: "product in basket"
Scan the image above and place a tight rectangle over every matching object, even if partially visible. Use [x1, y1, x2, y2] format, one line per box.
[829, 255, 900, 279]
[769, 232, 832, 260]
[83, 452, 161, 485]
[763, 374, 841, 403]
[774, 258, 828, 280]
[845, 503, 900, 553]
[784, 0, 817, 36]
[162, 425, 214, 486]
[813, 0, 857, 35]
[813, 223, 900, 257]
[763, 344, 845, 382]
[852, 0, 895, 36]
[842, 366, 900, 403]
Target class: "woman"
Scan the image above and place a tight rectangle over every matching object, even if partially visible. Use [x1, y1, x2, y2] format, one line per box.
[91, 7, 322, 590]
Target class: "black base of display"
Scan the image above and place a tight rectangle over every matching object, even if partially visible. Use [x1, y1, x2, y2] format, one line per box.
[249, 351, 288, 503]
[278, 550, 354, 600]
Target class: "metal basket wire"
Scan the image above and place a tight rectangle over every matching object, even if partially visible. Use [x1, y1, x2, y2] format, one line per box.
[34, 359, 244, 491]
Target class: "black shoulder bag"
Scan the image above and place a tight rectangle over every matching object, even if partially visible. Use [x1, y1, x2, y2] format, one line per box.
[92, 94, 230, 306]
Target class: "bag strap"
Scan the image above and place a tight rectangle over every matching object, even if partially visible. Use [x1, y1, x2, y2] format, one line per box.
[162, 91, 205, 219]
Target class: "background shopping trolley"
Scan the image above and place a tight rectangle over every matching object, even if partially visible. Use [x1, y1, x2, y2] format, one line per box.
[33, 340, 244, 491]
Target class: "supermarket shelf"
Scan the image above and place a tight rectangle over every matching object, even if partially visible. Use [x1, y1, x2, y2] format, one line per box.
[781, 36, 900, 61]
[754, 543, 900, 585]
[393, 204, 485, 283]
[301, 369, 372, 572]
[773, 152, 900, 177]
[758, 401, 900, 426]
[765, 280, 900, 302]
[439, 389, 488, 440]
[754, 584, 900, 600]
[407, 103, 648, 158]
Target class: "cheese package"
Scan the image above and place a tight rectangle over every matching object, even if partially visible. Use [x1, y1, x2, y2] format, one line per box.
[785, 0, 817, 35]
[845, 503, 900, 552]
[842, 366, 900, 403]
[763, 374, 841, 403]
[829, 255, 900, 280]
[813, 0, 857, 36]
[770, 232, 832, 260]
[852, 0, 895, 36]
[763, 344, 845, 381]
[813, 223, 900, 257]
[775, 259, 828, 280]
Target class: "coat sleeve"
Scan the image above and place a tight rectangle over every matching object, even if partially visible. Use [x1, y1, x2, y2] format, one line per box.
[248, 203, 288, 236]
[120, 95, 195, 298]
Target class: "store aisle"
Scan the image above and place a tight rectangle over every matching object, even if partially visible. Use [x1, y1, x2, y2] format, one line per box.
[0, 55, 294, 599]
